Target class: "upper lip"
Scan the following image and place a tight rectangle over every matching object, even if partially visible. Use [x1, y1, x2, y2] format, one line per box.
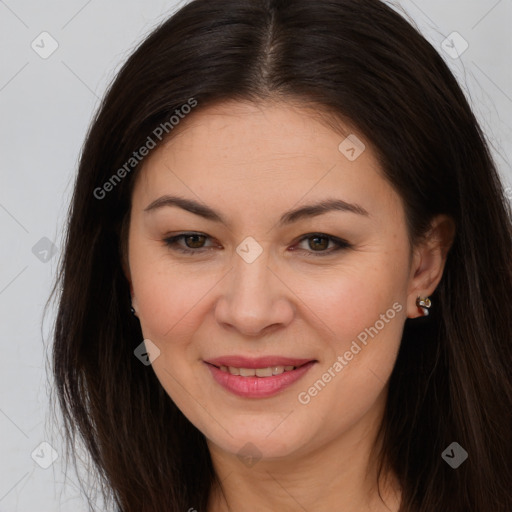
[205, 356, 315, 368]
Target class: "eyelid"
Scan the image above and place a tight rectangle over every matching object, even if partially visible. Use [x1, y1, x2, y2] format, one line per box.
[163, 232, 218, 253]
[162, 232, 352, 256]
[292, 233, 352, 256]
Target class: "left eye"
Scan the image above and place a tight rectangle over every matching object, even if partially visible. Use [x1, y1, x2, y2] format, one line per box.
[294, 233, 351, 256]
[163, 232, 351, 256]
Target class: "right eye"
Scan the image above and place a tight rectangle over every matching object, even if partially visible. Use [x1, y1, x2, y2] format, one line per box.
[162, 233, 218, 254]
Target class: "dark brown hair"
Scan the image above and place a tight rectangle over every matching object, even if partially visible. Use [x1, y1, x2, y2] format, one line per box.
[50, 0, 512, 510]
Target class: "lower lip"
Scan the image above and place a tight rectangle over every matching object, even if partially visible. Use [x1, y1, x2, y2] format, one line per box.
[205, 361, 316, 398]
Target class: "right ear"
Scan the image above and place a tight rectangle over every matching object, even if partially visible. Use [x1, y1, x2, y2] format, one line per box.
[119, 215, 139, 315]
[119, 214, 133, 293]
[122, 259, 132, 291]
[122, 259, 138, 313]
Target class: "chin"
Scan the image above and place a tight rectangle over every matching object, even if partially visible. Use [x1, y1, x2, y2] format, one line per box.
[205, 420, 312, 461]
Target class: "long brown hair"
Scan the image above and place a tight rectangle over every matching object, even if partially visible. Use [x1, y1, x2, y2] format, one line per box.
[50, 0, 512, 510]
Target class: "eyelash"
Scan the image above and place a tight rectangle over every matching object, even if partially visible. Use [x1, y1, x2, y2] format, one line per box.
[162, 232, 352, 257]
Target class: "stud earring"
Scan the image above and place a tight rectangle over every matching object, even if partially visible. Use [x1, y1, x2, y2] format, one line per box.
[130, 306, 137, 316]
[416, 296, 431, 316]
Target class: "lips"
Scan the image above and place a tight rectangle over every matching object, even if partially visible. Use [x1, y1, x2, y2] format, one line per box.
[205, 355, 314, 369]
[204, 356, 317, 398]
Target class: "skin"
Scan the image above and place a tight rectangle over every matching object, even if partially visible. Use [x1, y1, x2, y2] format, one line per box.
[124, 99, 455, 511]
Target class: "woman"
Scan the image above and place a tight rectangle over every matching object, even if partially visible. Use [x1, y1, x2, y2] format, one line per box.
[51, 0, 512, 510]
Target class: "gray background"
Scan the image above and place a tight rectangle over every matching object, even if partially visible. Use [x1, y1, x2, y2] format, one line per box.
[0, 1, 511, 510]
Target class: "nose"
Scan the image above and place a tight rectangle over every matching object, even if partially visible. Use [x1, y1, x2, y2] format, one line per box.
[214, 248, 295, 337]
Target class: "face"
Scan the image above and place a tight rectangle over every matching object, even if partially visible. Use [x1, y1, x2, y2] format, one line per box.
[126, 99, 415, 461]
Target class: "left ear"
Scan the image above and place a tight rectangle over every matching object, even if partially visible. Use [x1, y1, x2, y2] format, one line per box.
[406, 214, 456, 318]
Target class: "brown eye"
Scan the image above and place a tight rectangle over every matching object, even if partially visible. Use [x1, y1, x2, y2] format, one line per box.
[163, 232, 351, 257]
[163, 233, 215, 254]
[307, 235, 330, 251]
[183, 234, 207, 248]
[294, 233, 352, 257]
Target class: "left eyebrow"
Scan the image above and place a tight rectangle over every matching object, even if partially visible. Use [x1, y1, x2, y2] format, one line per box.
[278, 198, 370, 226]
[143, 194, 370, 227]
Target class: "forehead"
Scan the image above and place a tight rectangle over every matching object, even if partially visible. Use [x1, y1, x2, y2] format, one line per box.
[131, 100, 399, 222]
[143, 99, 369, 170]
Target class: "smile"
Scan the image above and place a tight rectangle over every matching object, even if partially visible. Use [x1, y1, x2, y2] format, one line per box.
[204, 358, 316, 398]
[217, 365, 297, 377]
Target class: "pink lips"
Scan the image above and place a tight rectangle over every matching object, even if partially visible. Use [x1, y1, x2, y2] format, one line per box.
[204, 355, 316, 398]
[206, 355, 313, 368]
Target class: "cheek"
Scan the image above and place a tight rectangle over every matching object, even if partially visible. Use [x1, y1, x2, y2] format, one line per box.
[134, 269, 222, 343]
[127, 233, 409, 453]
[128, 229, 220, 339]
[293, 275, 406, 443]
[296, 256, 408, 350]
[294, 251, 408, 407]
[131, 238, 409, 344]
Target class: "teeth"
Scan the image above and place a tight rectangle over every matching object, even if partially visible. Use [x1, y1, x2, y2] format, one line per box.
[256, 367, 273, 377]
[272, 366, 285, 375]
[218, 365, 298, 376]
